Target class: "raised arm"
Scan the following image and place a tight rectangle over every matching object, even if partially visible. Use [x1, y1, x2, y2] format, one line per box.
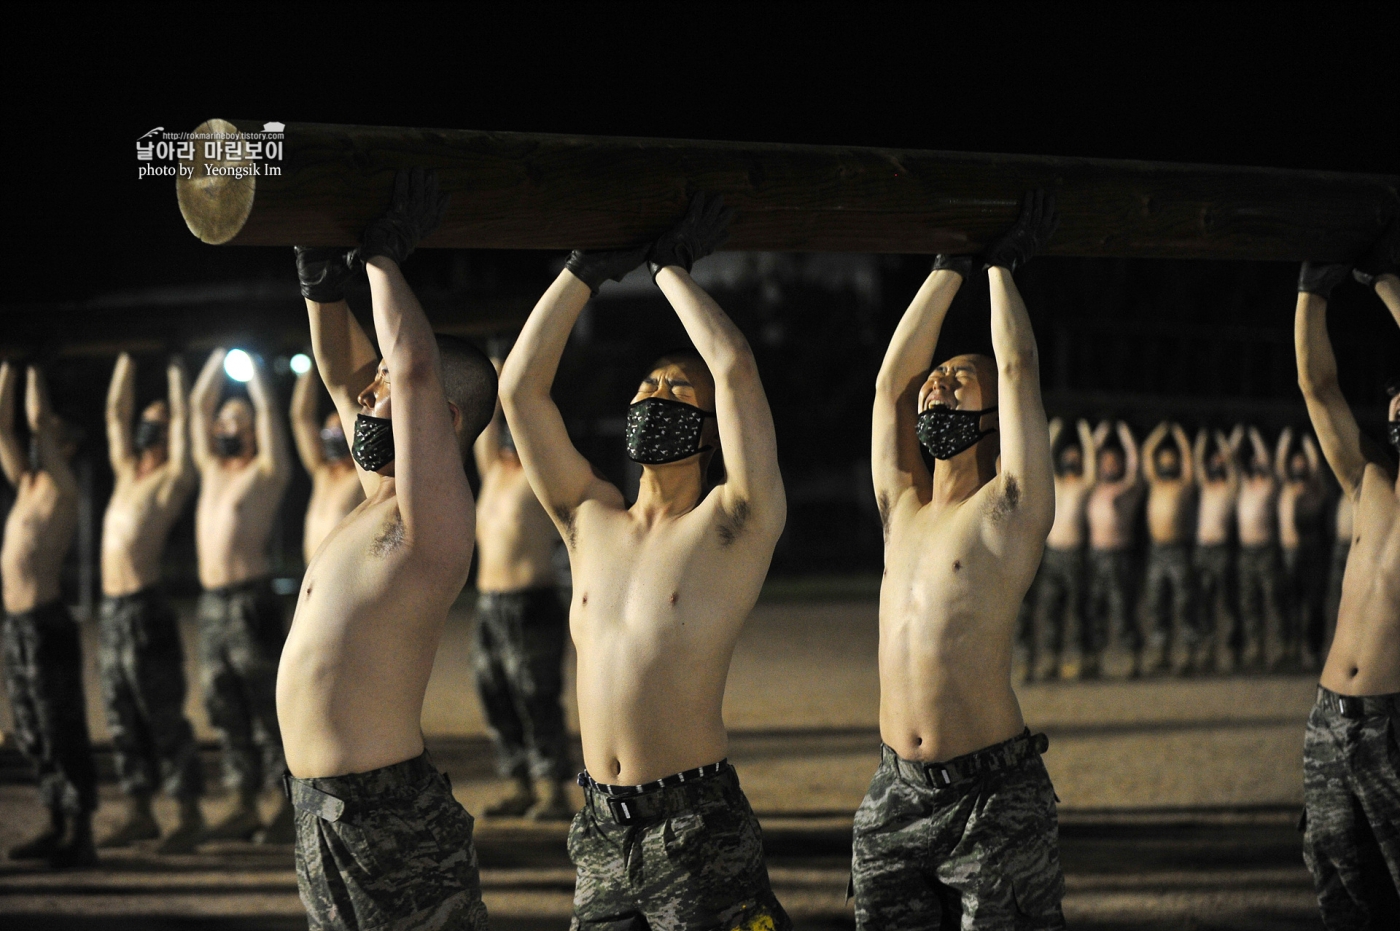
[1170, 423, 1193, 485]
[500, 271, 623, 529]
[1302, 433, 1322, 481]
[1295, 264, 1375, 496]
[986, 265, 1053, 528]
[1141, 422, 1169, 483]
[872, 260, 965, 517]
[1274, 426, 1294, 482]
[656, 268, 784, 526]
[1215, 430, 1241, 493]
[1247, 427, 1272, 482]
[471, 357, 505, 482]
[106, 352, 136, 475]
[245, 356, 291, 486]
[189, 348, 225, 473]
[296, 247, 380, 440]
[164, 358, 195, 495]
[26, 367, 76, 493]
[0, 362, 24, 486]
[1117, 421, 1140, 486]
[1076, 418, 1097, 484]
[1193, 429, 1208, 486]
[290, 369, 324, 475]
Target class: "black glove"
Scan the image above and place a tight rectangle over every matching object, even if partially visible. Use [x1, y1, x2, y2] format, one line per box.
[931, 254, 978, 280]
[1353, 218, 1399, 288]
[647, 191, 734, 279]
[1298, 261, 1351, 299]
[564, 245, 650, 296]
[983, 189, 1060, 273]
[294, 246, 363, 302]
[361, 167, 449, 266]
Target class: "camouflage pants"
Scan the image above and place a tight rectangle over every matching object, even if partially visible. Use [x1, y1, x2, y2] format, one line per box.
[1144, 543, 1194, 653]
[99, 587, 202, 799]
[1236, 544, 1284, 665]
[852, 732, 1066, 930]
[472, 588, 570, 781]
[197, 579, 285, 792]
[1323, 540, 1349, 654]
[1086, 548, 1139, 654]
[1301, 688, 1400, 929]
[1282, 543, 1327, 663]
[1, 601, 97, 814]
[1193, 543, 1235, 645]
[290, 752, 488, 931]
[569, 763, 791, 930]
[1018, 547, 1085, 673]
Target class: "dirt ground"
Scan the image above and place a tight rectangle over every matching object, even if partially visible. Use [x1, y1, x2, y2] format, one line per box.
[0, 598, 1325, 929]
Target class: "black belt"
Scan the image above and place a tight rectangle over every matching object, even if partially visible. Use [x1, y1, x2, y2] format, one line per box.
[1317, 687, 1399, 720]
[578, 760, 729, 826]
[888, 731, 1048, 789]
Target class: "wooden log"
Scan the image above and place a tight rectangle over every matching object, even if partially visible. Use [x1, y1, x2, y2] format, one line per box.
[177, 119, 1399, 261]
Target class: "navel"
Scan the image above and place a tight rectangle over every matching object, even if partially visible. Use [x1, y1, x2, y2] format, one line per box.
[952, 560, 962, 572]
[913, 736, 922, 747]
[1349, 667, 1359, 678]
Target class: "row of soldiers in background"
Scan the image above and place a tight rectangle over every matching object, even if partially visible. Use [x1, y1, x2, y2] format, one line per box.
[0, 345, 568, 869]
[1018, 416, 1351, 682]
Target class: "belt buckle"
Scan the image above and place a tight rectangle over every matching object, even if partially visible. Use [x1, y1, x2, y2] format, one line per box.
[606, 796, 638, 826]
[1338, 696, 1362, 719]
[925, 763, 953, 788]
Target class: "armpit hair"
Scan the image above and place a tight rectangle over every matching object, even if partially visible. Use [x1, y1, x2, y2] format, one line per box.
[717, 497, 751, 546]
[990, 474, 1021, 523]
[877, 492, 892, 541]
[554, 505, 578, 549]
[370, 508, 406, 557]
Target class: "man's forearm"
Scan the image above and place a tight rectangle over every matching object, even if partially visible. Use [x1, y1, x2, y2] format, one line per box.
[365, 259, 438, 383]
[655, 268, 751, 374]
[988, 267, 1038, 373]
[1295, 294, 1341, 396]
[877, 269, 962, 394]
[501, 272, 590, 402]
[1374, 274, 1400, 327]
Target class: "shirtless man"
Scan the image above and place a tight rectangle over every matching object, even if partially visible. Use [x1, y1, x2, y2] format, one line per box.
[471, 362, 571, 821]
[190, 347, 293, 842]
[290, 367, 364, 563]
[279, 169, 496, 930]
[1020, 417, 1095, 681]
[1324, 492, 1352, 650]
[1235, 426, 1283, 670]
[96, 353, 203, 853]
[501, 193, 792, 930]
[1293, 230, 1400, 926]
[853, 191, 1064, 929]
[1085, 420, 1144, 678]
[1193, 428, 1240, 672]
[0, 363, 97, 868]
[1141, 421, 1196, 674]
[1276, 427, 1328, 670]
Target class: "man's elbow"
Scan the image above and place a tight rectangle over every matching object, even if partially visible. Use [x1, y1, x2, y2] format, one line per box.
[712, 340, 758, 383]
[1297, 369, 1340, 398]
[997, 347, 1039, 379]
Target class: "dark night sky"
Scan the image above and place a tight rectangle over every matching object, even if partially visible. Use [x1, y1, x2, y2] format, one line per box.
[5, 3, 1397, 305]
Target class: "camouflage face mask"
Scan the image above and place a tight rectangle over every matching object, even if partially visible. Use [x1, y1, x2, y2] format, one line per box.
[625, 397, 715, 465]
[916, 406, 997, 460]
[351, 413, 394, 472]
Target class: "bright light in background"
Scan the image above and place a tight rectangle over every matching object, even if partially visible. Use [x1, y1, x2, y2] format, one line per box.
[223, 349, 254, 383]
[290, 353, 312, 375]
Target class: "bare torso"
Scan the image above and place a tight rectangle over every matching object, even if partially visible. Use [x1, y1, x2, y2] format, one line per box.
[195, 459, 287, 589]
[1279, 480, 1326, 550]
[475, 458, 557, 592]
[1, 472, 77, 614]
[1146, 480, 1194, 545]
[1196, 480, 1236, 546]
[1320, 464, 1400, 695]
[1335, 494, 1353, 544]
[302, 461, 365, 564]
[1045, 475, 1091, 550]
[102, 466, 192, 596]
[880, 484, 1039, 763]
[570, 492, 775, 785]
[1237, 476, 1277, 547]
[278, 489, 469, 777]
[1087, 482, 1142, 551]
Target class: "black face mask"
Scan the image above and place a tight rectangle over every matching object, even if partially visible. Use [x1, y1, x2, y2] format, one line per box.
[916, 406, 997, 461]
[214, 434, 245, 458]
[134, 420, 166, 453]
[1206, 464, 1227, 481]
[1390, 420, 1400, 453]
[320, 426, 349, 462]
[351, 413, 394, 472]
[625, 397, 715, 465]
[28, 436, 41, 473]
[1157, 461, 1181, 480]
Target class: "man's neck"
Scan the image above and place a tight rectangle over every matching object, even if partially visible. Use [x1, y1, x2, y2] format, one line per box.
[136, 453, 167, 480]
[930, 456, 988, 507]
[633, 460, 703, 523]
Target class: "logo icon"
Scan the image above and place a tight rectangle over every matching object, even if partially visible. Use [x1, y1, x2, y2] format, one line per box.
[138, 127, 164, 140]
[263, 121, 285, 133]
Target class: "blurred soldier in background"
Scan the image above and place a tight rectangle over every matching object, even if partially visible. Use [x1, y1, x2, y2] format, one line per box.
[1141, 422, 1196, 675]
[1193, 428, 1239, 673]
[1085, 420, 1144, 678]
